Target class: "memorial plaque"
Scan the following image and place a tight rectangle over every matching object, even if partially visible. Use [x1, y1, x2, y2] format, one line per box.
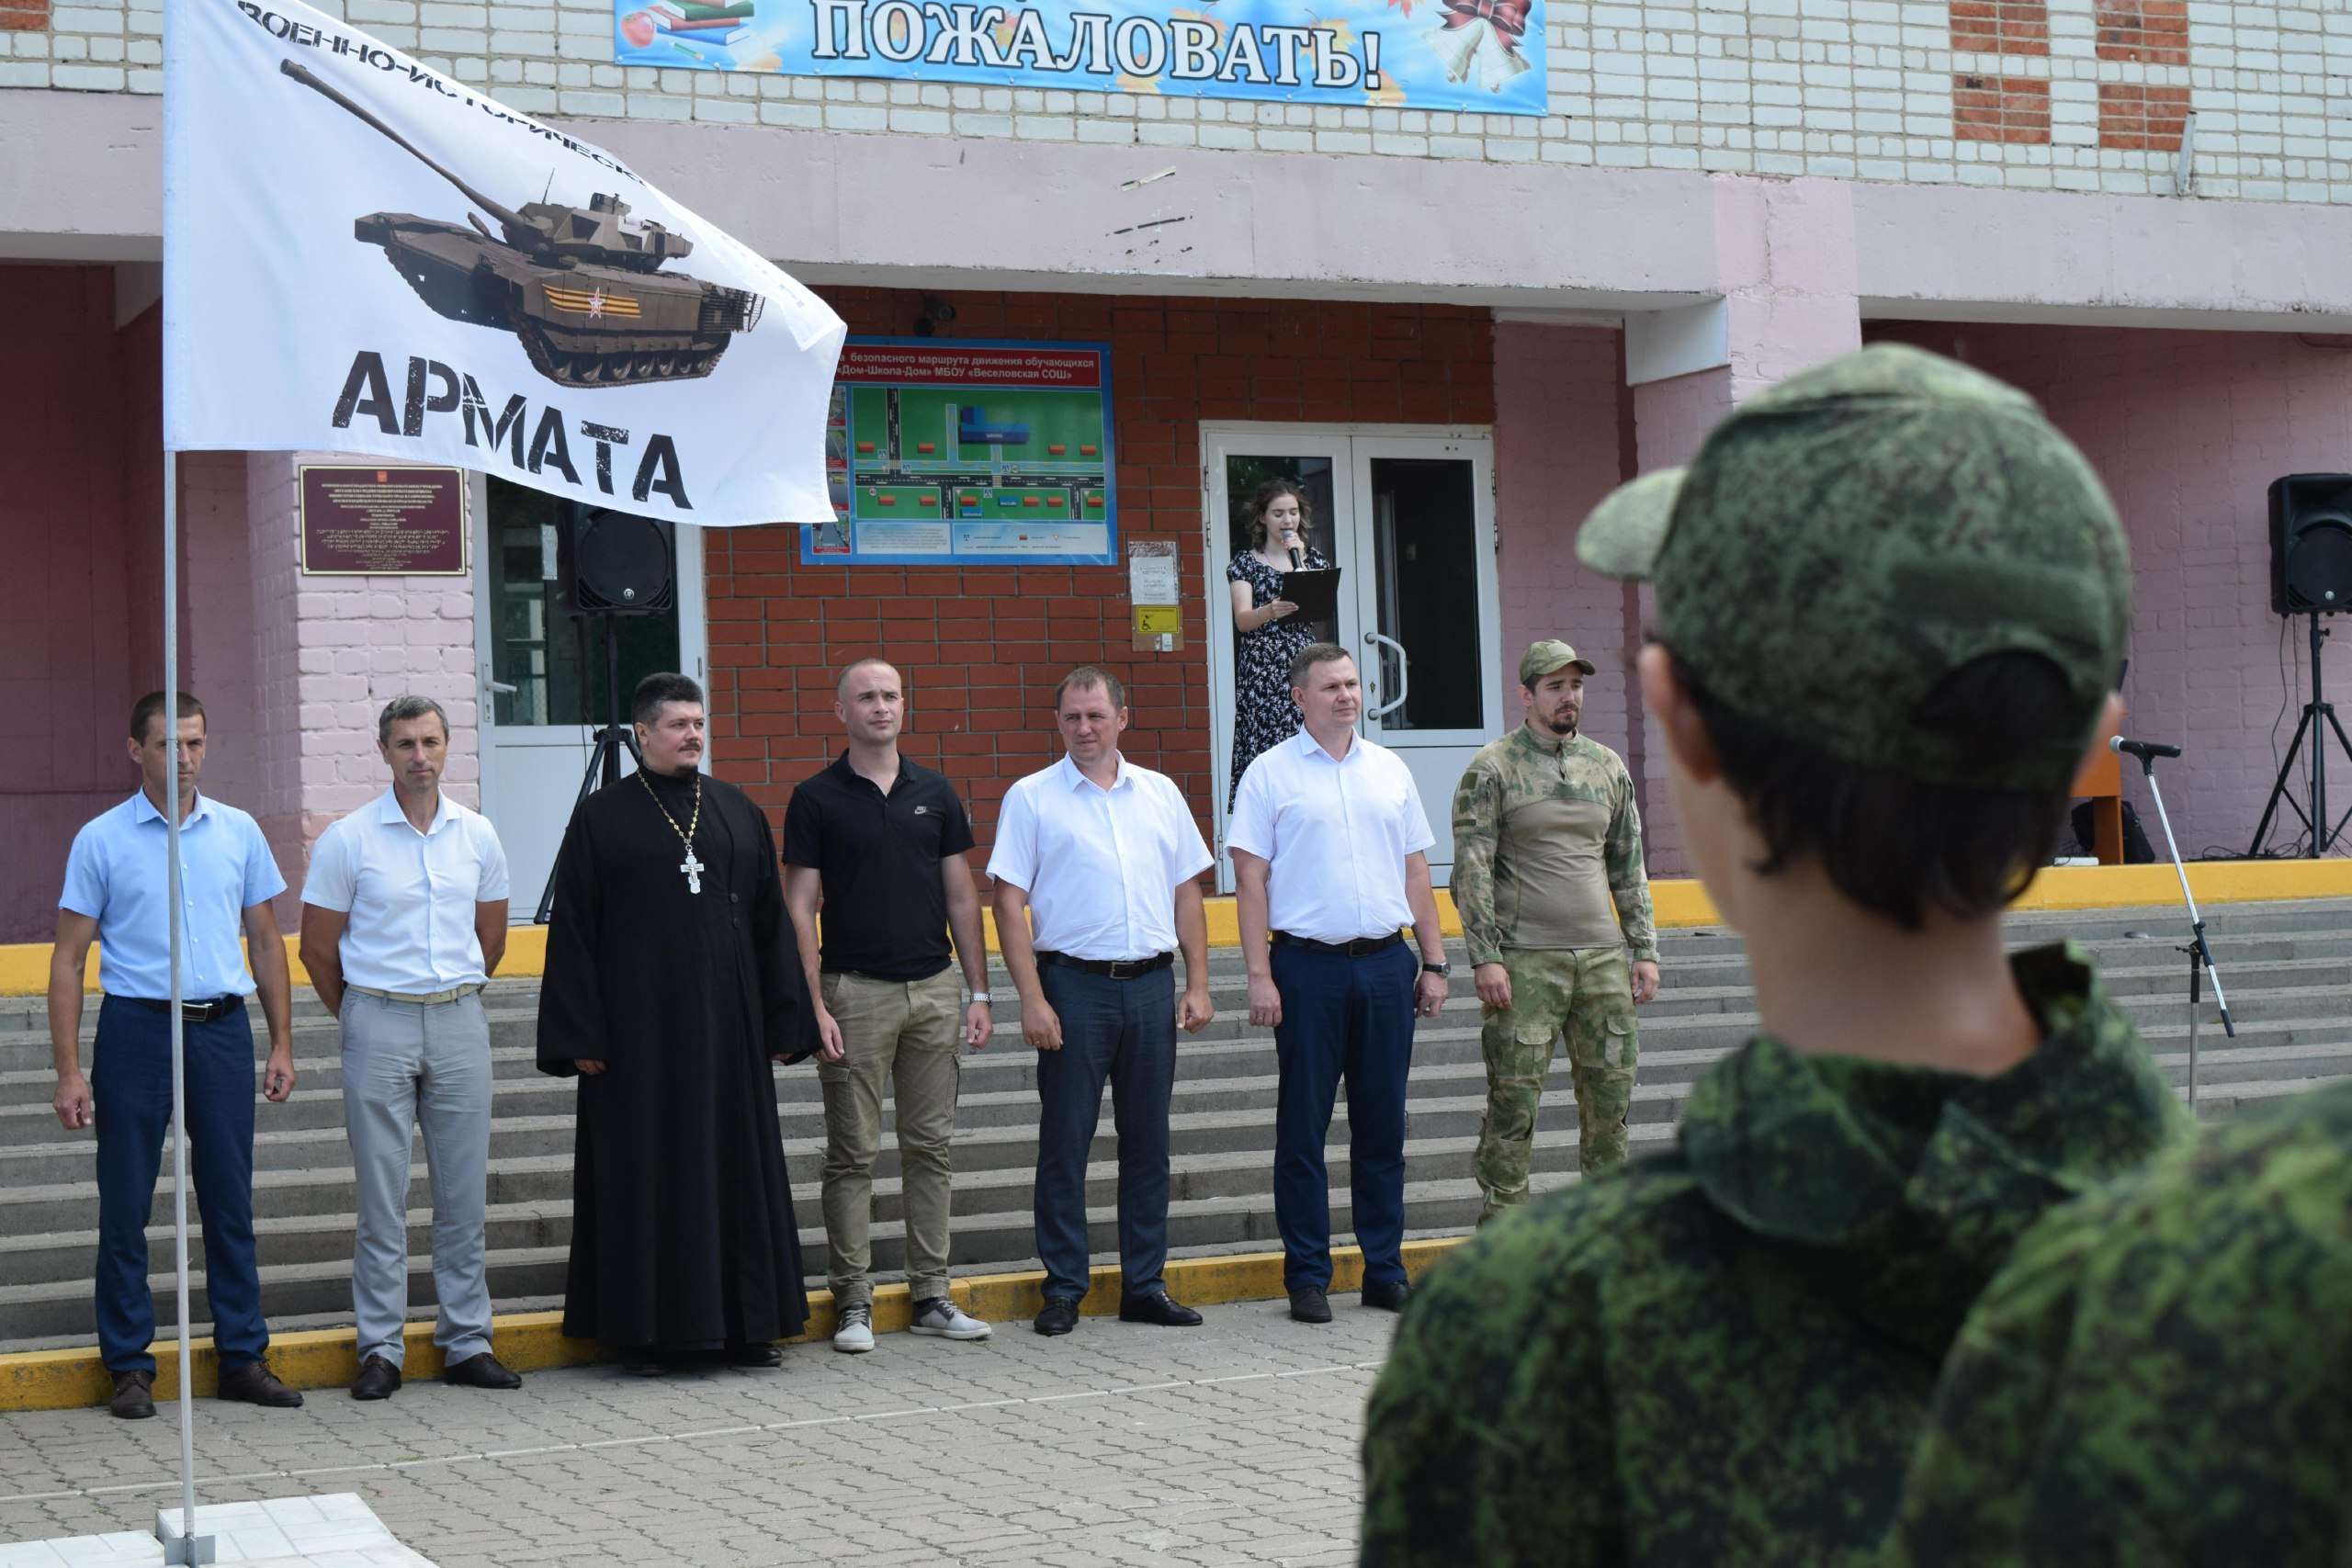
[300, 465, 469, 575]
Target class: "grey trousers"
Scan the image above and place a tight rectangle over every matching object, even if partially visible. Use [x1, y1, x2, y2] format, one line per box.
[340, 990, 494, 1368]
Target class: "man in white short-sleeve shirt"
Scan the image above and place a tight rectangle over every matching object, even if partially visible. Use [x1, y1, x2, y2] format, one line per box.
[990, 667, 1216, 1337]
[300, 695, 516, 1401]
[1227, 644, 1451, 1325]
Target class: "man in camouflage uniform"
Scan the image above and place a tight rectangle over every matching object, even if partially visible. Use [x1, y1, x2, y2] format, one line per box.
[1452, 638, 1658, 1211]
[1360, 344, 2187, 1566]
[1884, 1077, 2352, 1567]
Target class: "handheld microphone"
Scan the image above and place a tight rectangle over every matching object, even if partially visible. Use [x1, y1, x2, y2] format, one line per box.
[2109, 735, 2183, 761]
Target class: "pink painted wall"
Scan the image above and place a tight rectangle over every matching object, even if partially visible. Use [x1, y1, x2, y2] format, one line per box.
[1493, 322, 1639, 752]
[0, 268, 175, 942]
[1877, 322, 2352, 863]
[248, 453, 483, 902]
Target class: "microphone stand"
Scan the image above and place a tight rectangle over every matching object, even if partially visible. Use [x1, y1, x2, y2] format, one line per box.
[2127, 744, 2235, 1112]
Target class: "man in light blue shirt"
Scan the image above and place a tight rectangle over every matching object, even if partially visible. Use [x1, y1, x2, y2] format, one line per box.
[300, 694, 515, 1401]
[49, 691, 302, 1419]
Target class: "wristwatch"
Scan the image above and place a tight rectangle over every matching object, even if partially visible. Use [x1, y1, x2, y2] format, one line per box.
[1420, 960, 1452, 977]
[969, 991, 993, 1005]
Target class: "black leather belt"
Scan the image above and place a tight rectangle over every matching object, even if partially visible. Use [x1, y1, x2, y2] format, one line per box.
[1271, 931, 1405, 957]
[122, 996, 242, 1023]
[1035, 951, 1175, 980]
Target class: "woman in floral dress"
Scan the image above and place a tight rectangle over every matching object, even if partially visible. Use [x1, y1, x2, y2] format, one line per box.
[1225, 479, 1331, 806]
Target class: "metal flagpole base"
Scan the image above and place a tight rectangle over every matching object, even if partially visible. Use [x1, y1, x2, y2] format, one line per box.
[156, 1507, 217, 1564]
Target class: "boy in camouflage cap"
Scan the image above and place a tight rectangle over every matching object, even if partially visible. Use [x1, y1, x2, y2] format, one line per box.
[1885, 1078, 2352, 1567]
[1451, 637, 1659, 1204]
[1361, 344, 2185, 1566]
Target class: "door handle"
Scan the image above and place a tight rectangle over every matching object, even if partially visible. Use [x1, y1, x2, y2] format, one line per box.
[485, 680, 518, 695]
[1363, 631, 1409, 719]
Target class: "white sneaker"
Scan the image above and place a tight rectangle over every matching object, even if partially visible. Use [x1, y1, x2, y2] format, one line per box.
[832, 1304, 875, 1354]
[908, 1297, 993, 1341]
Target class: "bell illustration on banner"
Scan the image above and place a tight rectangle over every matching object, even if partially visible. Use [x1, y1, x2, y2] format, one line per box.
[1426, 16, 1485, 82]
[1426, 0, 1532, 92]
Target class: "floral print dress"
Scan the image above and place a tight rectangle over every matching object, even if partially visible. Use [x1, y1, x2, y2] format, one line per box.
[1227, 546, 1330, 806]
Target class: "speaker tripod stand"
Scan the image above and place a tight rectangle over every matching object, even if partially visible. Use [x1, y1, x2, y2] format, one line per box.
[2249, 614, 2352, 857]
[534, 615, 643, 924]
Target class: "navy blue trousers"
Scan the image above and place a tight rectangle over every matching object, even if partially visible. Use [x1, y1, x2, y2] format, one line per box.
[90, 997, 268, 1375]
[1033, 964, 1176, 1303]
[1270, 942, 1418, 1292]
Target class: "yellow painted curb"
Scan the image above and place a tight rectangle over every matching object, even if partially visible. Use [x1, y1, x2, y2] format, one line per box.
[7, 863, 2348, 996]
[0, 1240, 1464, 1413]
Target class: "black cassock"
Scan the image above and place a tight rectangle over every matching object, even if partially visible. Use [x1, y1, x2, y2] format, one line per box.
[535, 766, 819, 1351]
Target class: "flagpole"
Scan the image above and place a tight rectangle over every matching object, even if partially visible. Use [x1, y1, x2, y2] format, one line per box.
[158, 0, 207, 1560]
[162, 449, 203, 1567]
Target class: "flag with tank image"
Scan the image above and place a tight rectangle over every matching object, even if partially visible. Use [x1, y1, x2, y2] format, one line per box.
[166, 0, 845, 525]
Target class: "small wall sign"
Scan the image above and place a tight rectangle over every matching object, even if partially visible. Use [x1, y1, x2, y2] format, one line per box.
[300, 465, 469, 576]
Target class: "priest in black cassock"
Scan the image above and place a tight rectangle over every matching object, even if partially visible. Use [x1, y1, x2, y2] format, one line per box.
[536, 671, 833, 1375]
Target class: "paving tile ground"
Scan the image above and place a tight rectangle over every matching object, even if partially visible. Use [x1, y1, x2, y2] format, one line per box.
[0, 1301, 1392, 1567]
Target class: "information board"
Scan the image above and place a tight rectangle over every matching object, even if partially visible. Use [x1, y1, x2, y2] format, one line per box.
[802, 338, 1117, 567]
[299, 465, 468, 575]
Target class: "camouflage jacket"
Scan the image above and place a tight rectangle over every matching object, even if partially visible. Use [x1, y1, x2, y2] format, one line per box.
[1884, 1078, 2352, 1568]
[1360, 944, 2184, 1568]
[1450, 725, 1657, 967]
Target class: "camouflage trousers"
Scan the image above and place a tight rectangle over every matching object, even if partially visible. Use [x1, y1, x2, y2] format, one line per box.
[1475, 946, 1639, 1220]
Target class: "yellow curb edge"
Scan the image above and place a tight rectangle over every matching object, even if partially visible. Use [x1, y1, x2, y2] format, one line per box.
[0, 1239, 1464, 1413]
[8, 863, 2350, 995]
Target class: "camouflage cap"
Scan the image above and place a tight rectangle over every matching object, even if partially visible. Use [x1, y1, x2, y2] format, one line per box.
[1519, 639, 1598, 686]
[1576, 344, 2131, 793]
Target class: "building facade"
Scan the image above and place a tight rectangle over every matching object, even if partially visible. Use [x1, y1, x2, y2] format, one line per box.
[6, 0, 2352, 937]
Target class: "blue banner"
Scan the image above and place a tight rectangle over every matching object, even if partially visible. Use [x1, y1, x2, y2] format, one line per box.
[616, 0, 1545, 118]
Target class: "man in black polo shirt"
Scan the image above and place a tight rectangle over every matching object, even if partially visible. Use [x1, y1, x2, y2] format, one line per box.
[784, 658, 997, 1354]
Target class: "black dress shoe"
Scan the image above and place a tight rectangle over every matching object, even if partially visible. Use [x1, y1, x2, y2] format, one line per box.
[109, 1371, 155, 1420]
[1118, 1291, 1203, 1327]
[724, 1342, 783, 1369]
[442, 1351, 522, 1390]
[1034, 1296, 1081, 1337]
[216, 1361, 304, 1408]
[1289, 1288, 1333, 1325]
[619, 1353, 669, 1377]
[1362, 1279, 1414, 1313]
[349, 1354, 402, 1401]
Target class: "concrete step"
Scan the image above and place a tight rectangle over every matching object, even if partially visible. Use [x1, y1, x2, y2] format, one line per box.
[4, 897, 2349, 1351]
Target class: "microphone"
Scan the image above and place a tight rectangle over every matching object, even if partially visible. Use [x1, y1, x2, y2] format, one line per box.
[1288, 542, 1303, 570]
[2109, 735, 2182, 761]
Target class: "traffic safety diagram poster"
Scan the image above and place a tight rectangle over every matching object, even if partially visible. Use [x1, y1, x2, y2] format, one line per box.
[801, 338, 1120, 567]
[616, 0, 1545, 118]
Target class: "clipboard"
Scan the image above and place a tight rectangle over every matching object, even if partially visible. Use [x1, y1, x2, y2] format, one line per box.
[1279, 567, 1342, 624]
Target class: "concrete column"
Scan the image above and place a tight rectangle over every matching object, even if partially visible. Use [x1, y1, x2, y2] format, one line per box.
[1623, 175, 1864, 876]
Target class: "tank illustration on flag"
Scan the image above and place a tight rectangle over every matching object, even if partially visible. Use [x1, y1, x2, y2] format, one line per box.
[281, 60, 765, 388]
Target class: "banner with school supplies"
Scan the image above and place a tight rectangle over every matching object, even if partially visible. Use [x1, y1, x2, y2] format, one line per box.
[614, 0, 1546, 117]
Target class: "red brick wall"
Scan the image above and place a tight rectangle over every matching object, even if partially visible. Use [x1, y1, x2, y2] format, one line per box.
[2098, 83, 2193, 152]
[0, 0, 47, 30]
[704, 289, 1496, 846]
[1951, 0, 2050, 55]
[2094, 1, 2188, 63]
[1954, 75, 2052, 144]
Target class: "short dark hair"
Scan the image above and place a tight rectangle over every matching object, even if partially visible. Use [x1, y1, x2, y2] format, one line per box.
[130, 691, 205, 745]
[377, 694, 449, 746]
[836, 657, 898, 697]
[1288, 642, 1353, 691]
[631, 671, 705, 727]
[1680, 649, 2082, 930]
[1054, 666, 1126, 712]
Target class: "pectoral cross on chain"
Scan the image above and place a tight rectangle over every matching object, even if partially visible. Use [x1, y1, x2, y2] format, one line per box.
[680, 848, 706, 896]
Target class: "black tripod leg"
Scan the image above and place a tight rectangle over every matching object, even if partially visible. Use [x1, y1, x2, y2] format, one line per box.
[2250, 706, 2319, 855]
[535, 728, 622, 925]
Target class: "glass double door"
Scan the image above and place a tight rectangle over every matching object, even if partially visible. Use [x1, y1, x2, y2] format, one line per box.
[469, 477, 707, 919]
[1204, 428, 1502, 887]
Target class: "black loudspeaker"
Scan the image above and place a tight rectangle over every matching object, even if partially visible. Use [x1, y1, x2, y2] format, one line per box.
[2271, 474, 2352, 615]
[558, 502, 674, 615]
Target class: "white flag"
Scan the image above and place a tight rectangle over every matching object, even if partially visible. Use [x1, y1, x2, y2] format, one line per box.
[163, 0, 845, 525]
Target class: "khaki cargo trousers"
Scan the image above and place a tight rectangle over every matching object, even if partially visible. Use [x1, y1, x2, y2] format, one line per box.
[1474, 946, 1638, 1221]
[817, 969, 963, 1308]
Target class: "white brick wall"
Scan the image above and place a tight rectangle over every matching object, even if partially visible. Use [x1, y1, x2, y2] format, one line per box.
[9, 0, 2351, 200]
